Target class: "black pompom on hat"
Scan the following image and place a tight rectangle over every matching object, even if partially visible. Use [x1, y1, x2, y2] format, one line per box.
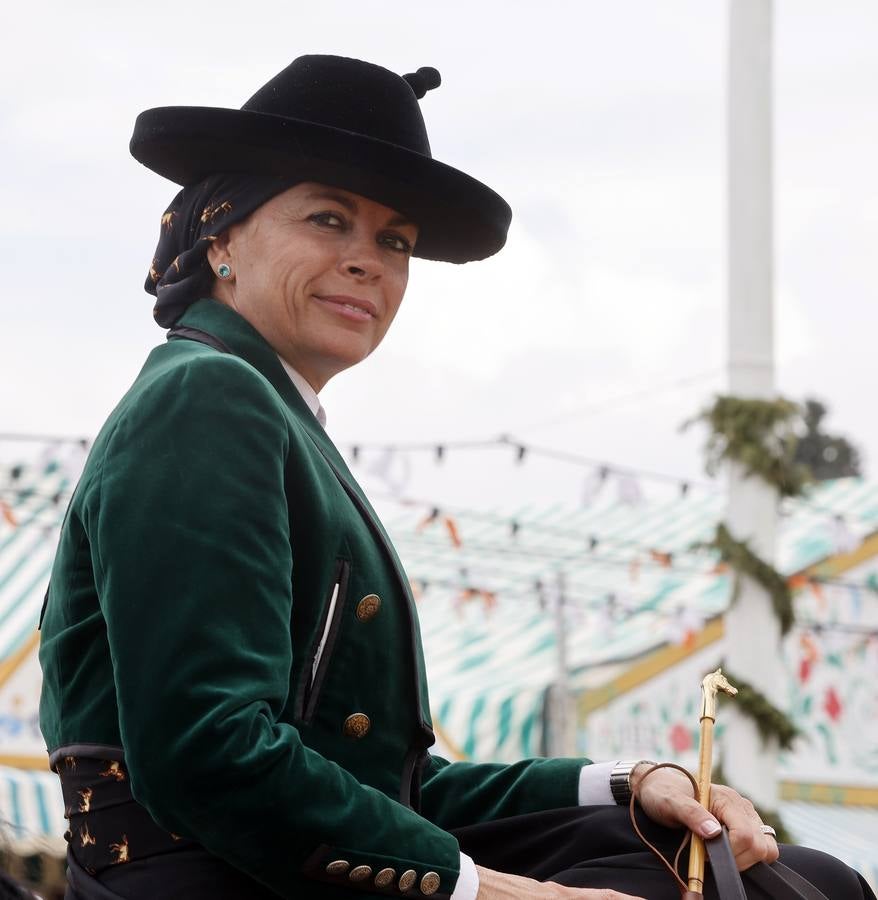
[403, 66, 441, 99]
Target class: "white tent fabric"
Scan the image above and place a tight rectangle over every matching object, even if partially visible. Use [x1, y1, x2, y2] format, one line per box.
[374, 479, 878, 762]
[780, 801, 878, 891]
[0, 456, 73, 663]
[0, 764, 65, 855]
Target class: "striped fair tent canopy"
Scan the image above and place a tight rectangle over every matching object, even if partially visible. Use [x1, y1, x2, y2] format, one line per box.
[0, 765, 65, 856]
[2, 452, 878, 886]
[0, 454, 77, 665]
[371, 478, 878, 762]
[0, 451, 82, 855]
[779, 801, 878, 891]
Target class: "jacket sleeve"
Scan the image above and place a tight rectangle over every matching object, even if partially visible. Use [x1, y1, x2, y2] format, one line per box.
[88, 354, 460, 897]
[419, 753, 591, 831]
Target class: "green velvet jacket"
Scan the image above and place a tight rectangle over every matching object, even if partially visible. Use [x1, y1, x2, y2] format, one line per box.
[39, 299, 587, 898]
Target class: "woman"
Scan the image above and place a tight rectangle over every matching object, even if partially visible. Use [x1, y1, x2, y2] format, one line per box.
[38, 55, 874, 900]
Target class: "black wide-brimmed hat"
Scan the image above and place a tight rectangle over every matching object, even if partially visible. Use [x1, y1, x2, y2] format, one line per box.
[130, 54, 512, 263]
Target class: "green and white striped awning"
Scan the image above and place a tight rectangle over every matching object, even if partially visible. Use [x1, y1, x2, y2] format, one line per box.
[0, 765, 65, 855]
[0, 455, 75, 663]
[3, 455, 878, 876]
[373, 479, 878, 762]
[781, 801, 878, 891]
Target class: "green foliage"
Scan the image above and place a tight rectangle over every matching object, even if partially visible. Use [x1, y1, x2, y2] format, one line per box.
[693, 523, 794, 635]
[718, 669, 800, 751]
[683, 395, 812, 497]
[794, 398, 862, 481]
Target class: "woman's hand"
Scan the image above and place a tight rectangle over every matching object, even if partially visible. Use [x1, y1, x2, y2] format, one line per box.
[632, 764, 779, 871]
[475, 866, 645, 898]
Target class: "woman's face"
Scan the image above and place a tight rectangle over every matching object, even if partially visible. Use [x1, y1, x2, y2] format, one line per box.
[208, 182, 418, 391]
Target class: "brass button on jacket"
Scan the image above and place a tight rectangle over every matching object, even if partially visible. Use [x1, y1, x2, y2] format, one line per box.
[343, 713, 371, 738]
[325, 859, 350, 876]
[398, 869, 417, 891]
[420, 871, 441, 895]
[374, 867, 396, 888]
[356, 593, 381, 621]
[349, 865, 372, 882]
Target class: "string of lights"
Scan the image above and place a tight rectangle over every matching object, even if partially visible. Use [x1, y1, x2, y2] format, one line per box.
[3, 470, 878, 599]
[0, 432, 89, 446]
[2, 430, 875, 528]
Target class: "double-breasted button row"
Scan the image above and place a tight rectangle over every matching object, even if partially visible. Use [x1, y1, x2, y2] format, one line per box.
[336, 594, 379, 741]
[325, 861, 439, 894]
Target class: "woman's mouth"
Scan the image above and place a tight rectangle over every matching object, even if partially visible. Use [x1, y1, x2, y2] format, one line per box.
[314, 294, 378, 322]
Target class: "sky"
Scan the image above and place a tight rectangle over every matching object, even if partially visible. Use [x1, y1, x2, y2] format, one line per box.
[3, 0, 877, 510]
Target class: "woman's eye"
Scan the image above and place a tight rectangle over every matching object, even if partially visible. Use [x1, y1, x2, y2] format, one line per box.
[382, 233, 413, 253]
[310, 212, 345, 228]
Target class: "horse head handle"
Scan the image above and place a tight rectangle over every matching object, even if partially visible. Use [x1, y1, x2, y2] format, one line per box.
[700, 668, 738, 722]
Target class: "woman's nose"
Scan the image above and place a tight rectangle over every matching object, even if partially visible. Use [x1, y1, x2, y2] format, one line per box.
[341, 233, 383, 278]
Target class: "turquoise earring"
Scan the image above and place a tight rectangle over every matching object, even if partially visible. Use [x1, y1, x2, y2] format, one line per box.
[217, 263, 232, 279]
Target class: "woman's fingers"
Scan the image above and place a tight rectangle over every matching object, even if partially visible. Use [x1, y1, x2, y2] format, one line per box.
[636, 769, 780, 870]
[710, 785, 780, 869]
[635, 765, 719, 834]
[659, 790, 724, 839]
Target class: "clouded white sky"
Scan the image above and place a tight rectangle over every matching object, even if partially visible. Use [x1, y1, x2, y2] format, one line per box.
[3, 0, 876, 507]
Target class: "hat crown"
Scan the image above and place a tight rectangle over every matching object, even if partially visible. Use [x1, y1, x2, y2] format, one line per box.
[242, 55, 432, 158]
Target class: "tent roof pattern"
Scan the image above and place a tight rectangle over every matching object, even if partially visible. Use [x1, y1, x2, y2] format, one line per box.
[2, 458, 878, 875]
[0, 457, 74, 665]
[0, 765, 66, 855]
[4, 460, 878, 763]
[372, 478, 878, 761]
[780, 801, 878, 891]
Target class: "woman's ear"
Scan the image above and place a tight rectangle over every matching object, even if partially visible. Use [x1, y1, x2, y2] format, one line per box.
[205, 230, 233, 273]
[205, 230, 237, 305]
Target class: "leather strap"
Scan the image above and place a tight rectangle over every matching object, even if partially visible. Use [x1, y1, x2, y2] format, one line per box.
[743, 861, 830, 900]
[704, 830, 747, 900]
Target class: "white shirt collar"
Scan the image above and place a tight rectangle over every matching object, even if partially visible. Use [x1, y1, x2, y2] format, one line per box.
[277, 356, 327, 428]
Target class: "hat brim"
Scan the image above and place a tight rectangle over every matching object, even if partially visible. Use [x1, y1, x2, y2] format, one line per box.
[130, 106, 512, 264]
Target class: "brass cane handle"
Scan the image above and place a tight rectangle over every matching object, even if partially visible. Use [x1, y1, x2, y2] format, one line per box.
[700, 667, 738, 722]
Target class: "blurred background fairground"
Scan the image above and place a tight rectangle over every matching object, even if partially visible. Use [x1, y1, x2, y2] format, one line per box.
[2, 1, 877, 895]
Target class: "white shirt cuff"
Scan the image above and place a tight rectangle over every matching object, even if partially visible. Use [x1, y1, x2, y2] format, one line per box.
[577, 760, 619, 806]
[451, 852, 479, 900]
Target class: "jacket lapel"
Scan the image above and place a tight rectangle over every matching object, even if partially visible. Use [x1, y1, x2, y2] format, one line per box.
[173, 299, 409, 584]
[173, 298, 433, 730]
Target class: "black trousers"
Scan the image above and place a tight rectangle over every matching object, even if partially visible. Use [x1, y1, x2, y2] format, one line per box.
[452, 806, 877, 900]
[66, 806, 875, 899]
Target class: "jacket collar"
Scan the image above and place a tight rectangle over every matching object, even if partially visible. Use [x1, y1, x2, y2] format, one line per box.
[175, 298, 345, 467]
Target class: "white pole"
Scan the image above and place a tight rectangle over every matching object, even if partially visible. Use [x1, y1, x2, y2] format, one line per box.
[722, 0, 782, 811]
[550, 569, 572, 757]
